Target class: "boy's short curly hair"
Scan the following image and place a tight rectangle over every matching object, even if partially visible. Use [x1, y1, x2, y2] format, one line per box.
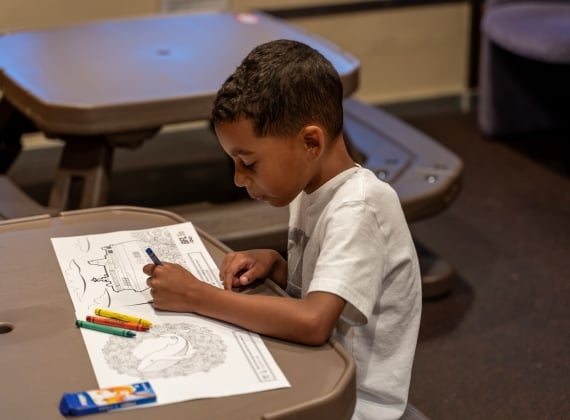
[211, 39, 344, 140]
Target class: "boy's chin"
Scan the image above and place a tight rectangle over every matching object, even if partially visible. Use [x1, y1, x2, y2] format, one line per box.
[263, 197, 290, 207]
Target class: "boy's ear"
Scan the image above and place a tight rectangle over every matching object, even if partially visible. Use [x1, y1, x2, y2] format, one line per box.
[301, 125, 325, 157]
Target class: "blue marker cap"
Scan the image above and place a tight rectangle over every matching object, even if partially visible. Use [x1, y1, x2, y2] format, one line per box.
[145, 247, 162, 265]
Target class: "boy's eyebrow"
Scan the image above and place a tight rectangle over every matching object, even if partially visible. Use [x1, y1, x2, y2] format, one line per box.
[229, 148, 254, 157]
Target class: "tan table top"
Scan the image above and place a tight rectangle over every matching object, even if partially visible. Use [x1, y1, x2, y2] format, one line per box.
[0, 12, 359, 136]
[0, 206, 355, 420]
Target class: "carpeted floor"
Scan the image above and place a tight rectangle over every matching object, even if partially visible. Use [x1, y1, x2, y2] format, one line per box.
[402, 112, 570, 419]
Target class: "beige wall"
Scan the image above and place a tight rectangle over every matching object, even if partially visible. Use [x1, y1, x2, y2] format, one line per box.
[291, 4, 471, 104]
[1, 0, 471, 104]
[0, 0, 157, 32]
[233, 1, 471, 104]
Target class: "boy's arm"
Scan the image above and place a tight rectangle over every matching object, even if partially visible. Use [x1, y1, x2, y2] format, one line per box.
[197, 288, 345, 346]
[145, 263, 345, 346]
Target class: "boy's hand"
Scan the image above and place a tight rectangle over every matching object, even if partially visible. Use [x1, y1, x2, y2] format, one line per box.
[143, 262, 210, 313]
[220, 249, 285, 290]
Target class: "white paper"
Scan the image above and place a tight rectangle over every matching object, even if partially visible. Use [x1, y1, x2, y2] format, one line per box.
[51, 222, 289, 406]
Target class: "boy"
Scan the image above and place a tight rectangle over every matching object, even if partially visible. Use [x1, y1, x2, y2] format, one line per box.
[143, 39, 422, 419]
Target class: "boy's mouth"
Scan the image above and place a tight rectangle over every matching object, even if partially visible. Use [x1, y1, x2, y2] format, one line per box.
[248, 191, 265, 201]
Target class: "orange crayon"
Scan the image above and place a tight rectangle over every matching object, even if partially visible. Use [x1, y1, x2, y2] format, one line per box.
[86, 315, 149, 332]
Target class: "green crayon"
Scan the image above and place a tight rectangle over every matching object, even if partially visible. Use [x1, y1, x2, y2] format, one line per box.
[76, 320, 136, 337]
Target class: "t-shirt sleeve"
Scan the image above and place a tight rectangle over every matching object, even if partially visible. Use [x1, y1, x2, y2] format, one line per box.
[307, 201, 386, 326]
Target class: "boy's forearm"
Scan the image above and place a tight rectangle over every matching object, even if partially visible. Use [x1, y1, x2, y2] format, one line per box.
[195, 286, 329, 346]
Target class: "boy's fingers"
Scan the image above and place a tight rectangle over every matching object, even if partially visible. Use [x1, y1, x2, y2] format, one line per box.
[143, 262, 166, 276]
[238, 266, 263, 286]
[221, 268, 253, 290]
[222, 275, 235, 290]
[142, 264, 154, 275]
[238, 274, 251, 286]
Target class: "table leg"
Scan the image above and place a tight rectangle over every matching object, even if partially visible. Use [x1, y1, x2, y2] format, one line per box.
[48, 137, 114, 210]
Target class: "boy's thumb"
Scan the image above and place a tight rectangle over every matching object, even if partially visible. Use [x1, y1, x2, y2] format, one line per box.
[238, 267, 259, 286]
[238, 273, 251, 286]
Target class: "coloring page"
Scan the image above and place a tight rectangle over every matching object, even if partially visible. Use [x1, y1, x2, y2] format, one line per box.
[51, 222, 289, 406]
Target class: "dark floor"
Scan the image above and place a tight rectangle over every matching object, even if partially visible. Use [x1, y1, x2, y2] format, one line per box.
[402, 112, 569, 419]
[8, 109, 570, 419]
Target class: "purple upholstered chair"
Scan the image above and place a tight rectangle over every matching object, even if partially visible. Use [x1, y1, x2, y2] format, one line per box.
[478, 0, 570, 138]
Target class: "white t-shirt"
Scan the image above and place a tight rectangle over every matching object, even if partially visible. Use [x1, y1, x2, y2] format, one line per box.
[287, 166, 422, 420]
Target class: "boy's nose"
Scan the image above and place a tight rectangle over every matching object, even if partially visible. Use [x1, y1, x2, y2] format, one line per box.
[234, 168, 250, 188]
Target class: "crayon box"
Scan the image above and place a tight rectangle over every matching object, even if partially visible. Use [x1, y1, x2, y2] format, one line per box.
[59, 381, 156, 416]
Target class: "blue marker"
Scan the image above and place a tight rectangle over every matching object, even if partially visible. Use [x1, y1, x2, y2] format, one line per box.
[145, 247, 162, 265]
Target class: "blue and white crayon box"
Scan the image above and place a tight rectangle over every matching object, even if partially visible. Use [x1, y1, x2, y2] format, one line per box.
[59, 381, 156, 416]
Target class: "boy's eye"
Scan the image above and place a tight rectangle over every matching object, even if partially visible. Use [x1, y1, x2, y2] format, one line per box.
[243, 161, 256, 170]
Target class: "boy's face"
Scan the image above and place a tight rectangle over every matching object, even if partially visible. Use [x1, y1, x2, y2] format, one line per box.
[215, 118, 317, 207]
